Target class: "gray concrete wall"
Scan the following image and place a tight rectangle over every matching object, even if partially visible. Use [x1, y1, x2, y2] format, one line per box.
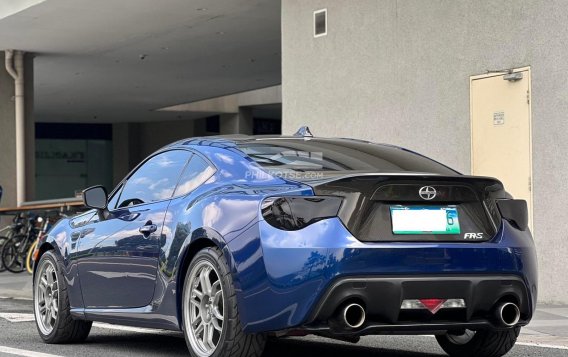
[282, 0, 568, 303]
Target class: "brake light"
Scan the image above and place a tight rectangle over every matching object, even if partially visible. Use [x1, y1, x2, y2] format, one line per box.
[496, 199, 528, 231]
[261, 196, 343, 230]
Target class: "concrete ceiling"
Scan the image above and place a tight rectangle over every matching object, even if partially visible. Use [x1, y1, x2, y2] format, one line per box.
[0, 0, 281, 123]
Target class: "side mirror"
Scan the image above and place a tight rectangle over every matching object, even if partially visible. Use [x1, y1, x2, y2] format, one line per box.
[82, 185, 108, 210]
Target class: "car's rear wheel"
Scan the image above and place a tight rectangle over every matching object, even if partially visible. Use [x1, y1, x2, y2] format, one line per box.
[182, 247, 266, 357]
[34, 251, 92, 343]
[436, 328, 520, 357]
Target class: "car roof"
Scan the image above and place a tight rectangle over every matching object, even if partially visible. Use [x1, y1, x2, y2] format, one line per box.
[166, 134, 400, 150]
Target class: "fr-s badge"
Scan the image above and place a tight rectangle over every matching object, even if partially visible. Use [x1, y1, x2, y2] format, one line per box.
[464, 233, 484, 240]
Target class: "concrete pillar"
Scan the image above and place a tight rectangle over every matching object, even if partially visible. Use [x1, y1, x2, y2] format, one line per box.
[0, 51, 34, 227]
[194, 117, 208, 136]
[219, 114, 237, 135]
[128, 123, 143, 169]
[219, 107, 253, 135]
[0, 52, 17, 213]
[238, 107, 253, 134]
[24, 54, 35, 201]
[112, 123, 130, 186]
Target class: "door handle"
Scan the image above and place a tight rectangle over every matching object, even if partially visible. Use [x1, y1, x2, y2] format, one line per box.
[71, 228, 95, 241]
[139, 224, 157, 236]
[71, 231, 81, 241]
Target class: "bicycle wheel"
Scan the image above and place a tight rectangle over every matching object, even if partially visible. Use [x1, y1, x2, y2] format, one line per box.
[2, 235, 26, 273]
[0, 236, 8, 272]
[26, 239, 38, 274]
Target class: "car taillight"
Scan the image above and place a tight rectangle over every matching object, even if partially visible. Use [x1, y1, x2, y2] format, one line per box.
[496, 199, 529, 231]
[261, 196, 343, 231]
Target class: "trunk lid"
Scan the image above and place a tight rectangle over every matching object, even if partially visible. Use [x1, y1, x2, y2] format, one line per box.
[310, 174, 506, 242]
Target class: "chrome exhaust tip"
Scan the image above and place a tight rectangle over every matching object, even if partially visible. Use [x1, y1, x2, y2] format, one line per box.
[495, 302, 520, 327]
[342, 303, 366, 329]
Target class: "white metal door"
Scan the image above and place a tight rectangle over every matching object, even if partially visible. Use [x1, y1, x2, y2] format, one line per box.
[470, 68, 533, 231]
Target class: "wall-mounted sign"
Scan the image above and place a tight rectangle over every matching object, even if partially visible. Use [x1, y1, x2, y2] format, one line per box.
[493, 111, 505, 125]
[36, 150, 85, 163]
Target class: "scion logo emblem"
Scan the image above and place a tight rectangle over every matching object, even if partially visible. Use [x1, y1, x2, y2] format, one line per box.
[419, 186, 437, 200]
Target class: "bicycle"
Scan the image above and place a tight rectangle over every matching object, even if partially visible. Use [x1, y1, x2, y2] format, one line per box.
[0, 214, 25, 272]
[2, 214, 43, 273]
[25, 239, 38, 274]
[25, 216, 52, 274]
[0, 236, 7, 272]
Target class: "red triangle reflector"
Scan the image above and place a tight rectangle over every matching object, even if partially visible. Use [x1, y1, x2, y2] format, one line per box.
[419, 299, 447, 314]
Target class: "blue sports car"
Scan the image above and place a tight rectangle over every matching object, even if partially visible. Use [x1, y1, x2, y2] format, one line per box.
[33, 129, 537, 357]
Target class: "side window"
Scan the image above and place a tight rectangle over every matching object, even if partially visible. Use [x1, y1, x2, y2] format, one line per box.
[174, 155, 216, 197]
[118, 150, 190, 208]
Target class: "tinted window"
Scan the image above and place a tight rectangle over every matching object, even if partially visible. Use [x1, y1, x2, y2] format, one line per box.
[238, 139, 457, 176]
[174, 155, 215, 197]
[118, 150, 190, 207]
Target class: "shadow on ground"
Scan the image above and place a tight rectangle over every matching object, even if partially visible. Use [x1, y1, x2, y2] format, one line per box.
[84, 332, 443, 357]
[264, 338, 442, 357]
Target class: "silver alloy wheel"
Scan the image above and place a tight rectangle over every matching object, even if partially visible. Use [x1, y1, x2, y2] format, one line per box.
[184, 260, 225, 357]
[34, 260, 59, 335]
[446, 329, 476, 345]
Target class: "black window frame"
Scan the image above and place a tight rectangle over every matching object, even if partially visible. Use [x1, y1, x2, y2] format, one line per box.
[173, 153, 217, 198]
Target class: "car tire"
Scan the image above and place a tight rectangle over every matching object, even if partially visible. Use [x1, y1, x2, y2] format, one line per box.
[436, 327, 520, 357]
[33, 250, 92, 343]
[182, 247, 266, 357]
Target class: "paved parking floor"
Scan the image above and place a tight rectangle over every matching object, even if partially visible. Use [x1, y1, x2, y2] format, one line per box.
[0, 272, 32, 300]
[1, 272, 567, 356]
[520, 306, 568, 347]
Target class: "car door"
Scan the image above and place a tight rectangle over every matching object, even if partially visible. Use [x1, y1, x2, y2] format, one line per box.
[76, 150, 191, 309]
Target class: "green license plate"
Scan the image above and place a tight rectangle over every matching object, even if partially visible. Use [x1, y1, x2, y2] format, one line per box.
[390, 206, 461, 235]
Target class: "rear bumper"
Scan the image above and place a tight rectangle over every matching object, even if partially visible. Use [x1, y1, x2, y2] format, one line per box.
[304, 320, 513, 336]
[304, 274, 530, 335]
[229, 218, 537, 334]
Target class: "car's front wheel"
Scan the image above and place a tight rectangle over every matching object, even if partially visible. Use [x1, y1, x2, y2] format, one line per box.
[34, 250, 92, 343]
[182, 247, 266, 357]
[436, 328, 520, 357]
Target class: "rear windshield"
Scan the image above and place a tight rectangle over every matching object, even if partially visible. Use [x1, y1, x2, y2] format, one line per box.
[238, 138, 458, 178]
